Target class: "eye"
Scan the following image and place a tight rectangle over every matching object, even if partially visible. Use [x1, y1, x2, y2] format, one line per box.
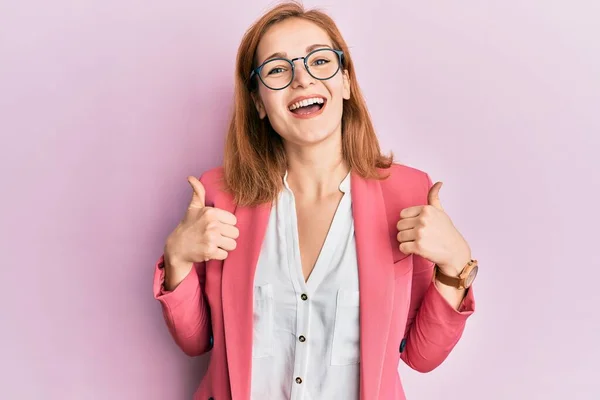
[267, 67, 287, 75]
[263, 59, 290, 76]
[312, 58, 330, 66]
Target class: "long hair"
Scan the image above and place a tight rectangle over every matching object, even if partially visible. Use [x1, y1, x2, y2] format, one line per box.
[223, 0, 393, 207]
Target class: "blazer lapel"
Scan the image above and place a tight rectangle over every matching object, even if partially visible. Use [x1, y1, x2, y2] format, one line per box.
[221, 200, 272, 400]
[351, 171, 395, 400]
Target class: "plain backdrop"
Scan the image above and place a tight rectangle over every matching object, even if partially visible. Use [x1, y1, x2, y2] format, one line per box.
[1, 0, 599, 399]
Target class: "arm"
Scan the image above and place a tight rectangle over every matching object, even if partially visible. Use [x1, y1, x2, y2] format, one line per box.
[153, 255, 212, 357]
[399, 171, 475, 372]
[152, 170, 230, 357]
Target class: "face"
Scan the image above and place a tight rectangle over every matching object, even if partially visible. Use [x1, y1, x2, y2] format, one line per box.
[252, 18, 351, 147]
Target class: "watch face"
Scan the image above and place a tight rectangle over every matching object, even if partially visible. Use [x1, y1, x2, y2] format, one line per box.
[465, 265, 478, 287]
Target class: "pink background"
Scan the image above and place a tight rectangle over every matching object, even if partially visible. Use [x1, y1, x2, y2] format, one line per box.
[1, 1, 599, 399]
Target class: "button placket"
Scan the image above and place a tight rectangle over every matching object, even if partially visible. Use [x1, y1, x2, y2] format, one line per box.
[285, 187, 313, 400]
[291, 285, 310, 399]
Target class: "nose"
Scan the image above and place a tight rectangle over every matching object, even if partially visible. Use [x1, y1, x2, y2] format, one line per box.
[290, 58, 315, 89]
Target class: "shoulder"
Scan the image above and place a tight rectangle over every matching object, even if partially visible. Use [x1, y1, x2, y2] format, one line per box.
[198, 166, 224, 187]
[197, 166, 231, 208]
[378, 163, 432, 208]
[376, 163, 433, 263]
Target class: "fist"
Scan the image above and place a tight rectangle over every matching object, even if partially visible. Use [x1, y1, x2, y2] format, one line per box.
[166, 176, 239, 265]
[396, 181, 471, 275]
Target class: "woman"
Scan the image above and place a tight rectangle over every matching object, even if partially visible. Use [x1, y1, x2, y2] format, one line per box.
[153, 2, 478, 399]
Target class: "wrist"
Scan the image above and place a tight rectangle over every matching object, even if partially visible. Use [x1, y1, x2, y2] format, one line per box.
[434, 258, 478, 290]
[439, 249, 472, 277]
[164, 249, 193, 274]
[163, 241, 193, 291]
[162, 259, 193, 292]
[164, 235, 185, 266]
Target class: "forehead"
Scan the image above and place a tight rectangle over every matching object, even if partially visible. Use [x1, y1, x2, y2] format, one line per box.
[256, 18, 333, 62]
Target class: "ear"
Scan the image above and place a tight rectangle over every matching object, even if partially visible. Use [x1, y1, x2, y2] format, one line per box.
[251, 92, 267, 119]
[342, 69, 351, 100]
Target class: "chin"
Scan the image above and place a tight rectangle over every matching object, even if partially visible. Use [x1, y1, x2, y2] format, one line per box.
[270, 110, 343, 146]
[283, 127, 340, 147]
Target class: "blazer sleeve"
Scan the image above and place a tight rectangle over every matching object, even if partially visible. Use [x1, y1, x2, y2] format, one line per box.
[400, 172, 476, 372]
[153, 258, 212, 356]
[152, 174, 213, 357]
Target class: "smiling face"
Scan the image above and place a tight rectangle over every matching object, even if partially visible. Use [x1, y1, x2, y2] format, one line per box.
[252, 18, 351, 147]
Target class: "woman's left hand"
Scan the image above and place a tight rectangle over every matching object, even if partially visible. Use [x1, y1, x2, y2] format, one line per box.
[396, 181, 471, 277]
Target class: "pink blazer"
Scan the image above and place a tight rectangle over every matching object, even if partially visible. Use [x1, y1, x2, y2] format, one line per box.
[153, 164, 475, 400]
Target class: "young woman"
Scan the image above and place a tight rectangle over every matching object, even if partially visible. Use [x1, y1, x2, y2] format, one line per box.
[153, 2, 478, 399]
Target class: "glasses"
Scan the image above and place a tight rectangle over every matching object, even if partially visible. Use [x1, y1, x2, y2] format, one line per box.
[250, 48, 345, 91]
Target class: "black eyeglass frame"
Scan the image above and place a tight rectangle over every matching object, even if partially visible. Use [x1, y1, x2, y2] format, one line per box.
[249, 48, 345, 91]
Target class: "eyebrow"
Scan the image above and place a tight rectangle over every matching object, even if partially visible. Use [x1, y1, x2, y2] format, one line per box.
[261, 44, 332, 64]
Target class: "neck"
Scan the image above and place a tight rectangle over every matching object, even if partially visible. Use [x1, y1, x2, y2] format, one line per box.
[283, 131, 349, 200]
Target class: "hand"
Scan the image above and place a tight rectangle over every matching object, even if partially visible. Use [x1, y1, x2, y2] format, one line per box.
[396, 181, 471, 277]
[165, 176, 240, 267]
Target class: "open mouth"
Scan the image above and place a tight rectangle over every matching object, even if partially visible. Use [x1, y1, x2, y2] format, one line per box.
[288, 97, 326, 118]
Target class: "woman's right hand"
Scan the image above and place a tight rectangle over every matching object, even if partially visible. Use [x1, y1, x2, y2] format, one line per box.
[163, 176, 239, 290]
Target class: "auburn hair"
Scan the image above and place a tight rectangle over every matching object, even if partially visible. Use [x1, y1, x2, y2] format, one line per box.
[222, 0, 393, 207]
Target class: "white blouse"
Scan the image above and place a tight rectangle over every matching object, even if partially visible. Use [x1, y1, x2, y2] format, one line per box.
[250, 170, 360, 400]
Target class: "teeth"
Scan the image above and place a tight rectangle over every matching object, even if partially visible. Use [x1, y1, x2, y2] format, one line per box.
[289, 97, 324, 111]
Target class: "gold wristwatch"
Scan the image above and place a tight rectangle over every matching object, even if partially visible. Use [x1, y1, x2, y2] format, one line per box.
[434, 259, 478, 289]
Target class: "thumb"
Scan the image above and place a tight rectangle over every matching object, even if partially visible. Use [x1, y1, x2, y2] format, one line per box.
[427, 181, 444, 210]
[187, 176, 206, 210]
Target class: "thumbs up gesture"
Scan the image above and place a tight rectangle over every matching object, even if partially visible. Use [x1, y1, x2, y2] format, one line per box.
[165, 176, 240, 270]
[396, 181, 471, 277]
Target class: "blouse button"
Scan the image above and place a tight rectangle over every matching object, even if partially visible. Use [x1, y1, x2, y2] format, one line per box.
[295, 377, 303, 384]
[301, 293, 308, 301]
[299, 335, 306, 342]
